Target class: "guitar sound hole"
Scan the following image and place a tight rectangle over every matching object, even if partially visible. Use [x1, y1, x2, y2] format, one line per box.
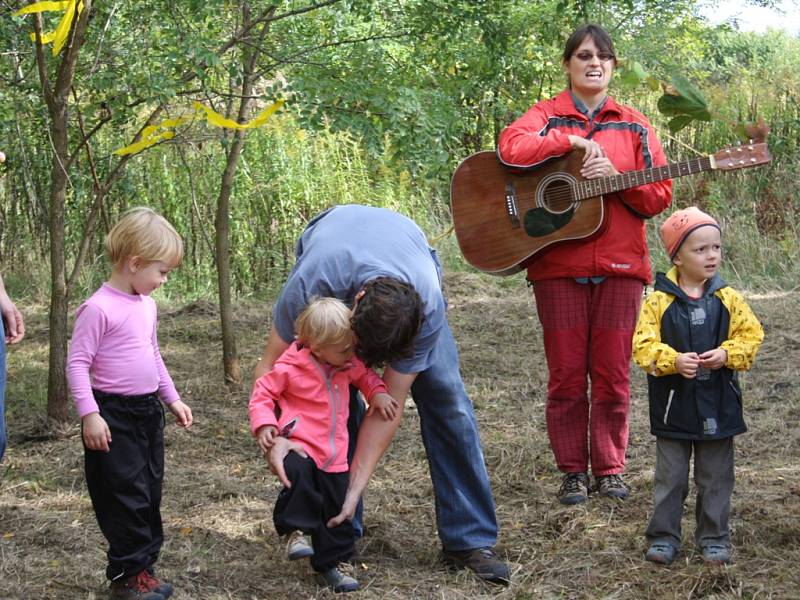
[542, 180, 575, 214]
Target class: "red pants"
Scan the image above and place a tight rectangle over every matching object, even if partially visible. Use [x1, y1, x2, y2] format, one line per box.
[533, 277, 643, 475]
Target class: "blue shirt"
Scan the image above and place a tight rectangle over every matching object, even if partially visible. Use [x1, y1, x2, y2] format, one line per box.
[272, 205, 446, 374]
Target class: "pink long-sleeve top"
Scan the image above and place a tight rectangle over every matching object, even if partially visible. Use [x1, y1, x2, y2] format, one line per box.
[249, 341, 388, 473]
[66, 283, 180, 417]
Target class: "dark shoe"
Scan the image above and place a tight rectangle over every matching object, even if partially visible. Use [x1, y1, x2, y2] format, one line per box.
[284, 530, 314, 560]
[702, 545, 731, 565]
[110, 572, 165, 600]
[143, 568, 174, 598]
[645, 542, 678, 565]
[315, 563, 359, 593]
[558, 472, 589, 505]
[595, 474, 630, 499]
[443, 547, 510, 585]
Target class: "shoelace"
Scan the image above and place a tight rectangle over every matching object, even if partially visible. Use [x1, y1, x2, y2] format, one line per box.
[560, 474, 585, 494]
[601, 475, 626, 489]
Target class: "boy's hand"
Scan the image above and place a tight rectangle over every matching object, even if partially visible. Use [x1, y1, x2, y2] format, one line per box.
[168, 400, 193, 428]
[675, 352, 700, 379]
[255, 424, 279, 455]
[699, 347, 727, 370]
[82, 412, 112, 452]
[366, 392, 399, 421]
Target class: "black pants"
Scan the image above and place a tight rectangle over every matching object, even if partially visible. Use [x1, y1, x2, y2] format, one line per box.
[273, 452, 354, 572]
[84, 391, 165, 581]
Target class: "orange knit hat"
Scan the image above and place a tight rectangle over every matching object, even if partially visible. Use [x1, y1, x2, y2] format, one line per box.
[659, 207, 720, 259]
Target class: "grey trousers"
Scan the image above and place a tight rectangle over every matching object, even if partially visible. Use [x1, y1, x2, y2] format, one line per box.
[645, 436, 735, 549]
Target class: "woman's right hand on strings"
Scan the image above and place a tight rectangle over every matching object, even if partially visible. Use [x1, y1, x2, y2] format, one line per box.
[82, 412, 112, 452]
[267, 435, 308, 488]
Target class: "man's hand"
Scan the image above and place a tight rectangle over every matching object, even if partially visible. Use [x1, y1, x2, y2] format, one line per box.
[675, 352, 700, 379]
[267, 435, 307, 488]
[168, 400, 193, 427]
[327, 488, 360, 528]
[0, 288, 24, 344]
[82, 412, 112, 452]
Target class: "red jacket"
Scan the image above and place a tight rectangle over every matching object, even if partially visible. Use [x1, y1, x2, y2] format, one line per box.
[497, 90, 672, 283]
[249, 342, 388, 473]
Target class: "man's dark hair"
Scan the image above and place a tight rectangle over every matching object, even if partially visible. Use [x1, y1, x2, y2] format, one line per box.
[351, 277, 424, 368]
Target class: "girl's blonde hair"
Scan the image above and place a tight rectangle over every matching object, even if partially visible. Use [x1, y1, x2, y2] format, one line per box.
[295, 297, 353, 348]
[105, 207, 183, 267]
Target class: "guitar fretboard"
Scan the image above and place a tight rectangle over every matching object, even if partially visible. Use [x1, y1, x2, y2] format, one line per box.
[574, 156, 713, 200]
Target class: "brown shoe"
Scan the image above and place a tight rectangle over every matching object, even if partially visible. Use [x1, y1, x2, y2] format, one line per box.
[110, 571, 165, 600]
[558, 472, 589, 505]
[595, 474, 630, 499]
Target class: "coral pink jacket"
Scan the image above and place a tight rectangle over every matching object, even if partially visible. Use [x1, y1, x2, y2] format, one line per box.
[497, 90, 672, 283]
[249, 342, 387, 473]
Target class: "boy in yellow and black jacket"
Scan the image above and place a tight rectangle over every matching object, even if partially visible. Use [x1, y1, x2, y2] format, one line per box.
[632, 207, 763, 567]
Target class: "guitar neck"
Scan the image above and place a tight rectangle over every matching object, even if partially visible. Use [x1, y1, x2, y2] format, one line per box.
[575, 156, 713, 200]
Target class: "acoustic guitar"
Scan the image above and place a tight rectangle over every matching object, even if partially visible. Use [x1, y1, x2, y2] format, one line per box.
[450, 142, 771, 275]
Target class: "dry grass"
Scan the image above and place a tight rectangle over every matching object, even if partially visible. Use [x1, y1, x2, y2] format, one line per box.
[1, 272, 799, 599]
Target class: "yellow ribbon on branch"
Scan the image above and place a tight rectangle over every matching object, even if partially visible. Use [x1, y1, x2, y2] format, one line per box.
[193, 100, 284, 130]
[13, 0, 85, 56]
[113, 100, 284, 156]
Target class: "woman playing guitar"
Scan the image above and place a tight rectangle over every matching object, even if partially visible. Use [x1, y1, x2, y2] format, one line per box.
[497, 23, 672, 505]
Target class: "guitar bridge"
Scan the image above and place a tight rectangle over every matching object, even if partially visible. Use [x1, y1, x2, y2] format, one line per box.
[505, 184, 520, 229]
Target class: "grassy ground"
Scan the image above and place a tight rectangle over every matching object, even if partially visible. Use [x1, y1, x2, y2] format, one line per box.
[1, 272, 798, 599]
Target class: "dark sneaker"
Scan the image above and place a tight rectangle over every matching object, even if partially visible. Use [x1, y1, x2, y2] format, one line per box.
[558, 472, 590, 505]
[443, 547, 510, 585]
[702, 545, 731, 565]
[595, 474, 630, 500]
[110, 571, 165, 600]
[315, 563, 359, 593]
[143, 569, 173, 598]
[285, 530, 314, 560]
[645, 542, 678, 565]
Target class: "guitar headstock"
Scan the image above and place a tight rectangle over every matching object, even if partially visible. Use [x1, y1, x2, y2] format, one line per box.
[712, 142, 772, 171]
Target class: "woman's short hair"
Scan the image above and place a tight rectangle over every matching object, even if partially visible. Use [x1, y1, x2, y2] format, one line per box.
[105, 207, 183, 267]
[561, 23, 616, 65]
[351, 277, 423, 368]
[295, 297, 354, 349]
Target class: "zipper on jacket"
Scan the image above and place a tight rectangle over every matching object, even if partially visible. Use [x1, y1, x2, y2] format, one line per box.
[663, 389, 675, 426]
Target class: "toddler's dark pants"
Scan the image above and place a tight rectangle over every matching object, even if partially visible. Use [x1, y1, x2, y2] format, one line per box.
[645, 436, 734, 550]
[274, 452, 354, 572]
[84, 391, 165, 582]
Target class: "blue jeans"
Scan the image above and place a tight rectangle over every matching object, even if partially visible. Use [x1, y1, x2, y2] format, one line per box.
[0, 333, 7, 462]
[348, 320, 499, 551]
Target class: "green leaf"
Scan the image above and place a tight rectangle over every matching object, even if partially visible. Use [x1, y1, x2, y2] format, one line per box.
[667, 115, 694, 133]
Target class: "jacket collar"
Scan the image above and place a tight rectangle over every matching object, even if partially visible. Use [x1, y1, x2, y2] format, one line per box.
[553, 89, 622, 121]
[656, 266, 727, 300]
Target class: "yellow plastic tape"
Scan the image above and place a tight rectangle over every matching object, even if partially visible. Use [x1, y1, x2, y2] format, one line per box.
[113, 131, 175, 156]
[193, 100, 284, 130]
[16, 0, 84, 56]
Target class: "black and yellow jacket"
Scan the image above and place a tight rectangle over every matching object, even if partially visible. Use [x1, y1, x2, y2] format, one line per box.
[632, 268, 764, 440]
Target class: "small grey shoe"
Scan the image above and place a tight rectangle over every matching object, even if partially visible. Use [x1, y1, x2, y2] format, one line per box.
[645, 542, 678, 565]
[702, 545, 731, 565]
[315, 563, 359, 593]
[284, 530, 314, 560]
[595, 474, 630, 500]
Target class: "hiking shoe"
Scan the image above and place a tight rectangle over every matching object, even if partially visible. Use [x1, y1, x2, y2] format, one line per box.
[702, 545, 731, 565]
[443, 547, 511, 585]
[110, 571, 165, 600]
[285, 530, 314, 560]
[558, 472, 590, 505]
[315, 563, 359, 593]
[142, 569, 173, 598]
[645, 542, 678, 565]
[595, 474, 630, 500]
